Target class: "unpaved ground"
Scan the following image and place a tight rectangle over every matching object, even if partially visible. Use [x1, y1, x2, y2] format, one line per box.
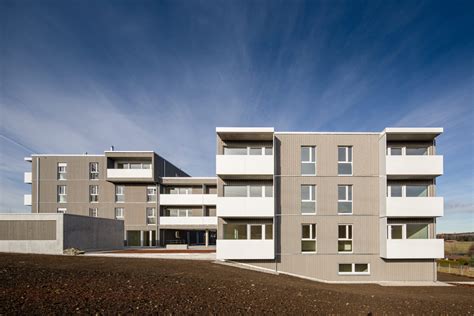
[0, 253, 472, 315]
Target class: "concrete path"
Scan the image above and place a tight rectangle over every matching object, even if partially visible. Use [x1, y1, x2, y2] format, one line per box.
[85, 251, 216, 260]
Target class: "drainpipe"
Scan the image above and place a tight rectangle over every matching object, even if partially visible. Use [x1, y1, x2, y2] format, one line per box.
[36, 157, 40, 213]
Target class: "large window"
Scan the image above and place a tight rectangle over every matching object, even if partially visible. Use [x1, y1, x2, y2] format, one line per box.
[57, 163, 67, 180]
[224, 146, 272, 156]
[338, 146, 353, 175]
[406, 147, 428, 155]
[387, 146, 428, 156]
[89, 207, 98, 217]
[301, 185, 316, 214]
[301, 146, 316, 175]
[147, 186, 157, 202]
[165, 209, 199, 217]
[250, 225, 262, 239]
[115, 207, 124, 220]
[116, 162, 151, 169]
[89, 185, 99, 203]
[57, 185, 67, 203]
[223, 223, 273, 240]
[338, 263, 370, 275]
[169, 187, 192, 194]
[146, 207, 156, 224]
[387, 184, 429, 197]
[387, 224, 429, 239]
[338, 225, 353, 252]
[301, 224, 316, 253]
[115, 185, 124, 203]
[89, 162, 99, 180]
[338, 185, 352, 214]
[224, 185, 273, 197]
[223, 224, 247, 239]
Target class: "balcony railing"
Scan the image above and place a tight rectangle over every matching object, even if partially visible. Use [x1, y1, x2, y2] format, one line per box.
[216, 239, 274, 260]
[160, 194, 217, 206]
[216, 155, 274, 176]
[106, 168, 153, 181]
[217, 197, 274, 217]
[381, 239, 444, 259]
[386, 197, 444, 217]
[159, 216, 217, 226]
[386, 155, 443, 177]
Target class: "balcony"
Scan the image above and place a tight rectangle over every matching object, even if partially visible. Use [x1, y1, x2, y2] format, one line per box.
[24, 172, 32, 184]
[216, 239, 274, 260]
[217, 197, 274, 217]
[216, 155, 274, 177]
[106, 168, 153, 182]
[386, 197, 444, 217]
[386, 155, 443, 178]
[160, 194, 217, 206]
[381, 239, 444, 259]
[24, 194, 32, 206]
[159, 216, 217, 226]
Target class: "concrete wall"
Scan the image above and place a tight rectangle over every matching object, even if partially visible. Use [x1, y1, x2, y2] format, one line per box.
[0, 213, 123, 254]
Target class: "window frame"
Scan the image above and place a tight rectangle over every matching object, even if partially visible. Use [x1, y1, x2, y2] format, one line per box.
[337, 185, 353, 215]
[301, 185, 316, 214]
[115, 185, 125, 203]
[223, 146, 273, 156]
[114, 207, 124, 220]
[57, 208, 67, 214]
[147, 186, 157, 202]
[301, 146, 317, 176]
[89, 185, 99, 203]
[387, 223, 430, 240]
[223, 184, 273, 198]
[337, 146, 353, 176]
[146, 207, 157, 225]
[338, 263, 370, 275]
[338, 224, 353, 253]
[222, 223, 273, 240]
[301, 223, 317, 253]
[89, 207, 98, 217]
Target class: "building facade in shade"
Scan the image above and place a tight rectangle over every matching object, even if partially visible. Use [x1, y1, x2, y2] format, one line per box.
[24, 151, 217, 247]
[215, 127, 444, 282]
[24, 126, 444, 282]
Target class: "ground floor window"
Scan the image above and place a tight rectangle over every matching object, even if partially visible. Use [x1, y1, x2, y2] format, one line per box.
[338, 263, 370, 275]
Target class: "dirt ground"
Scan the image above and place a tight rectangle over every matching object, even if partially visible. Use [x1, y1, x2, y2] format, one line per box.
[0, 253, 472, 315]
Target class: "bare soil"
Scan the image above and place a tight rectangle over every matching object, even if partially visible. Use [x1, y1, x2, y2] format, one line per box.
[0, 253, 472, 315]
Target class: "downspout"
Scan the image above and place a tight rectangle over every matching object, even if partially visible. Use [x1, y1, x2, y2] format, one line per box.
[36, 157, 40, 213]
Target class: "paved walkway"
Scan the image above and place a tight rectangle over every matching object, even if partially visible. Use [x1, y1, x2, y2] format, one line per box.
[85, 251, 216, 260]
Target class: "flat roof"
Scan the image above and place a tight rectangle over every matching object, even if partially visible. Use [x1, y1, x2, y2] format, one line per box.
[383, 127, 443, 141]
[216, 127, 274, 133]
[217, 127, 274, 141]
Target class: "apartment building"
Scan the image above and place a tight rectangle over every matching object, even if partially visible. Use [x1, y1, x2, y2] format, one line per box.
[23, 126, 444, 282]
[215, 127, 444, 282]
[24, 151, 217, 247]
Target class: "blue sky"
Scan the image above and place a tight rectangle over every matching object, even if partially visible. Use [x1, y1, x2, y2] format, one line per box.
[1, 0, 473, 232]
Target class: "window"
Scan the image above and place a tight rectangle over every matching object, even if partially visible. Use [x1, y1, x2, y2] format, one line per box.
[387, 147, 402, 155]
[223, 147, 247, 155]
[250, 225, 262, 239]
[89, 207, 98, 217]
[338, 146, 352, 175]
[338, 185, 352, 214]
[338, 263, 370, 275]
[301, 224, 316, 253]
[387, 224, 429, 239]
[387, 185, 402, 197]
[147, 186, 157, 202]
[265, 224, 273, 240]
[301, 185, 316, 214]
[223, 224, 247, 239]
[57, 185, 67, 203]
[223, 185, 247, 197]
[301, 146, 316, 175]
[89, 185, 99, 203]
[406, 185, 428, 197]
[169, 187, 192, 194]
[223, 185, 273, 197]
[249, 185, 263, 197]
[115, 185, 124, 202]
[264, 147, 273, 155]
[89, 162, 99, 180]
[57, 208, 67, 214]
[338, 225, 353, 252]
[264, 185, 273, 197]
[249, 147, 262, 155]
[406, 147, 428, 155]
[57, 163, 67, 180]
[166, 209, 191, 217]
[146, 207, 156, 224]
[116, 162, 151, 169]
[223, 146, 273, 156]
[115, 207, 124, 220]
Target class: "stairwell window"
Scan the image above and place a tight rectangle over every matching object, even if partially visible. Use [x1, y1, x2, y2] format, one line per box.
[89, 185, 99, 203]
[338, 224, 353, 252]
[89, 207, 98, 217]
[338, 146, 352, 175]
[338, 185, 353, 214]
[301, 146, 316, 175]
[89, 162, 99, 180]
[115, 185, 125, 203]
[146, 207, 156, 225]
[301, 185, 316, 214]
[57, 163, 67, 180]
[301, 224, 317, 253]
[57, 185, 67, 203]
[147, 186, 157, 202]
[338, 263, 370, 275]
[115, 207, 124, 220]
